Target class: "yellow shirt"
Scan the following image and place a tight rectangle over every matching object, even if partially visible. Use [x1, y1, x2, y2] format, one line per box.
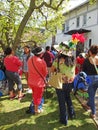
[53, 61, 75, 83]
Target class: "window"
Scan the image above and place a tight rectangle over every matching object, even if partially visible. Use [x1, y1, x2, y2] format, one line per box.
[83, 14, 87, 26]
[89, 39, 92, 47]
[76, 17, 80, 27]
[62, 23, 65, 32]
[65, 21, 69, 31]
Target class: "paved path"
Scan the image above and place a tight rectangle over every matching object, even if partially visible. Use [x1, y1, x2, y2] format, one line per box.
[95, 89, 98, 125]
[75, 89, 98, 127]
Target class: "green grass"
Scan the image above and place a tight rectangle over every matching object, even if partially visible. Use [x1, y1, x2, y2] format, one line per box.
[0, 87, 97, 130]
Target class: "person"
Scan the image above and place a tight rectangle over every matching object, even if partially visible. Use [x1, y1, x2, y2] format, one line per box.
[0, 55, 5, 72]
[27, 47, 48, 114]
[4, 47, 25, 100]
[50, 45, 76, 125]
[75, 53, 85, 74]
[22, 45, 33, 93]
[82, 45, 98, 118]
[22, 45, 33, 80]
[51, 46, 58, 58]
[15, 45, 24, 60]
[42, 46, 55, 78]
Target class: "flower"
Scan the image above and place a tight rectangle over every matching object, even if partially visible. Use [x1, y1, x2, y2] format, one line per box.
[72, 33, 86, 44]
[58, 33, 86, 52]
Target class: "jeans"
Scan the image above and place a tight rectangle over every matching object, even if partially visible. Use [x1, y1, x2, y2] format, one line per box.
[87, 75, 98, 115]
[56, 83, 75, 125]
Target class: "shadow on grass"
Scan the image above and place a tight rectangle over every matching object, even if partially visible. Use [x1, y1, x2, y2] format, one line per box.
[0, 95, 9, 101]
[0, 93, 32, 103]
[0, 107, 32, 126]
[0, 89, 97, 130]
[1, 110, 97, 130]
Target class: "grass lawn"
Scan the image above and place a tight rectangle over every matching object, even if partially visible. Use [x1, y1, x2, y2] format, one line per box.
[0, 86, 97, 130]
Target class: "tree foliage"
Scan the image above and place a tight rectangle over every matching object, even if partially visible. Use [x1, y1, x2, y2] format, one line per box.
[0, 0, 95, 51]
[0, 0, 67, 51]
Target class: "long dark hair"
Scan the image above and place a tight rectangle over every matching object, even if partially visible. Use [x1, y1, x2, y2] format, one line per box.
[58, 54, 75, 67]
[24, 45, 31, 61]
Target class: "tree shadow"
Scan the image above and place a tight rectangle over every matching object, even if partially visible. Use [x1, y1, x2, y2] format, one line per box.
[0, 91, 97, 130]
[0, 95, 9, 101]
[0, 107, 34, 126]
[3, 110, 97, 130]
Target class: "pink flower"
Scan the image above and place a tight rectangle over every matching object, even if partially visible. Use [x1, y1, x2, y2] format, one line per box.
[72, 33, 86, 43]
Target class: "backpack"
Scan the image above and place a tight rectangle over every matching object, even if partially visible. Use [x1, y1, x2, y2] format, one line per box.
[0, 70, 6, 81]
[73, 71, 89, 95]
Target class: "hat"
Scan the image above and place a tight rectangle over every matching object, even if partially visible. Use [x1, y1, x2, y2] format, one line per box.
[79, 53, 85, 58]
[32, 47, 44, 55]
[54, 42, 69, 51]
[53, 43, 72, 57]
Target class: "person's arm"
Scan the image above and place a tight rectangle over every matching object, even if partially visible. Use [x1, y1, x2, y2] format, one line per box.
[50, 60, 58, 73]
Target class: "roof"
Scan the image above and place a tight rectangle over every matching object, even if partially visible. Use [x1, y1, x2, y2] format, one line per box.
[63, 0, 89, 15]
[64, 28, 91, 35]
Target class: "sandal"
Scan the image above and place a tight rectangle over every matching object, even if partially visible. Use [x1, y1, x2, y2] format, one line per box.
[18, 94, 25, 101]
[10, 95, 16, 100]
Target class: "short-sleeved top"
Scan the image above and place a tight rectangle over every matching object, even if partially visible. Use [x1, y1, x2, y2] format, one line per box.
[43, 51, 55, 67]
[22, 53, 33, 72]
[53, 60, 75, 82]
[4, 56, 22, 72]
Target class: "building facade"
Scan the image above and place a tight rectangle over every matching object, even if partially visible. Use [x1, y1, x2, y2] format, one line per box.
[49, 0, 98, 54]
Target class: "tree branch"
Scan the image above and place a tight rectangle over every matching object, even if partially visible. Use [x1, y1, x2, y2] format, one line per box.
[38, 8, 53, 32]
[35, 0, 65, 10]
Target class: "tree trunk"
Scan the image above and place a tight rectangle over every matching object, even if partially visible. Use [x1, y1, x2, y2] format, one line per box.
[13, 1, 34, 50]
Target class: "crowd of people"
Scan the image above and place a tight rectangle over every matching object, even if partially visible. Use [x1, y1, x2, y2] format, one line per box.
[0, 44, 98, 126]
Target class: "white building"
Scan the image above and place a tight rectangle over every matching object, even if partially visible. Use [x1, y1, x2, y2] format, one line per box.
[46, 0, 98, 55]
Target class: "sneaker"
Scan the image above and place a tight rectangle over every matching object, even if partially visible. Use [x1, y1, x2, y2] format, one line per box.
[26, 109, 35, 115]
[70, 114, 76, 120]
[59, 120, 67, 126]
[35, 109, 41, 114]
[38, 108, 43, 113]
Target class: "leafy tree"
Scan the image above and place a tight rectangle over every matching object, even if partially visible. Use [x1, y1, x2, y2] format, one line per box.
[13, 0, 67, 50]
[0, 0, 95, 51]
[0, 0, 67, 50]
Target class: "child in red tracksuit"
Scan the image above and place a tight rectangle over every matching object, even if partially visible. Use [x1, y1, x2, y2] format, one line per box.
[27, 47, 48, 114]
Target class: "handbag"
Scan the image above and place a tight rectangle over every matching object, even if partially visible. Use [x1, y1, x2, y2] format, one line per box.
[48, 72, 63, 89]
[48, 57, 63, 89]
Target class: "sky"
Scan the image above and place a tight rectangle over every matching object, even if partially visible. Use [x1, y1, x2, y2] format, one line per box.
[67, 0, 87, 10]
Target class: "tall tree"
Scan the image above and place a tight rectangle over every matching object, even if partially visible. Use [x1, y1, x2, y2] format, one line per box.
[0, 0, 67, 50]
[0, 0, 95, 51]
[13, 0, 66, 50]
